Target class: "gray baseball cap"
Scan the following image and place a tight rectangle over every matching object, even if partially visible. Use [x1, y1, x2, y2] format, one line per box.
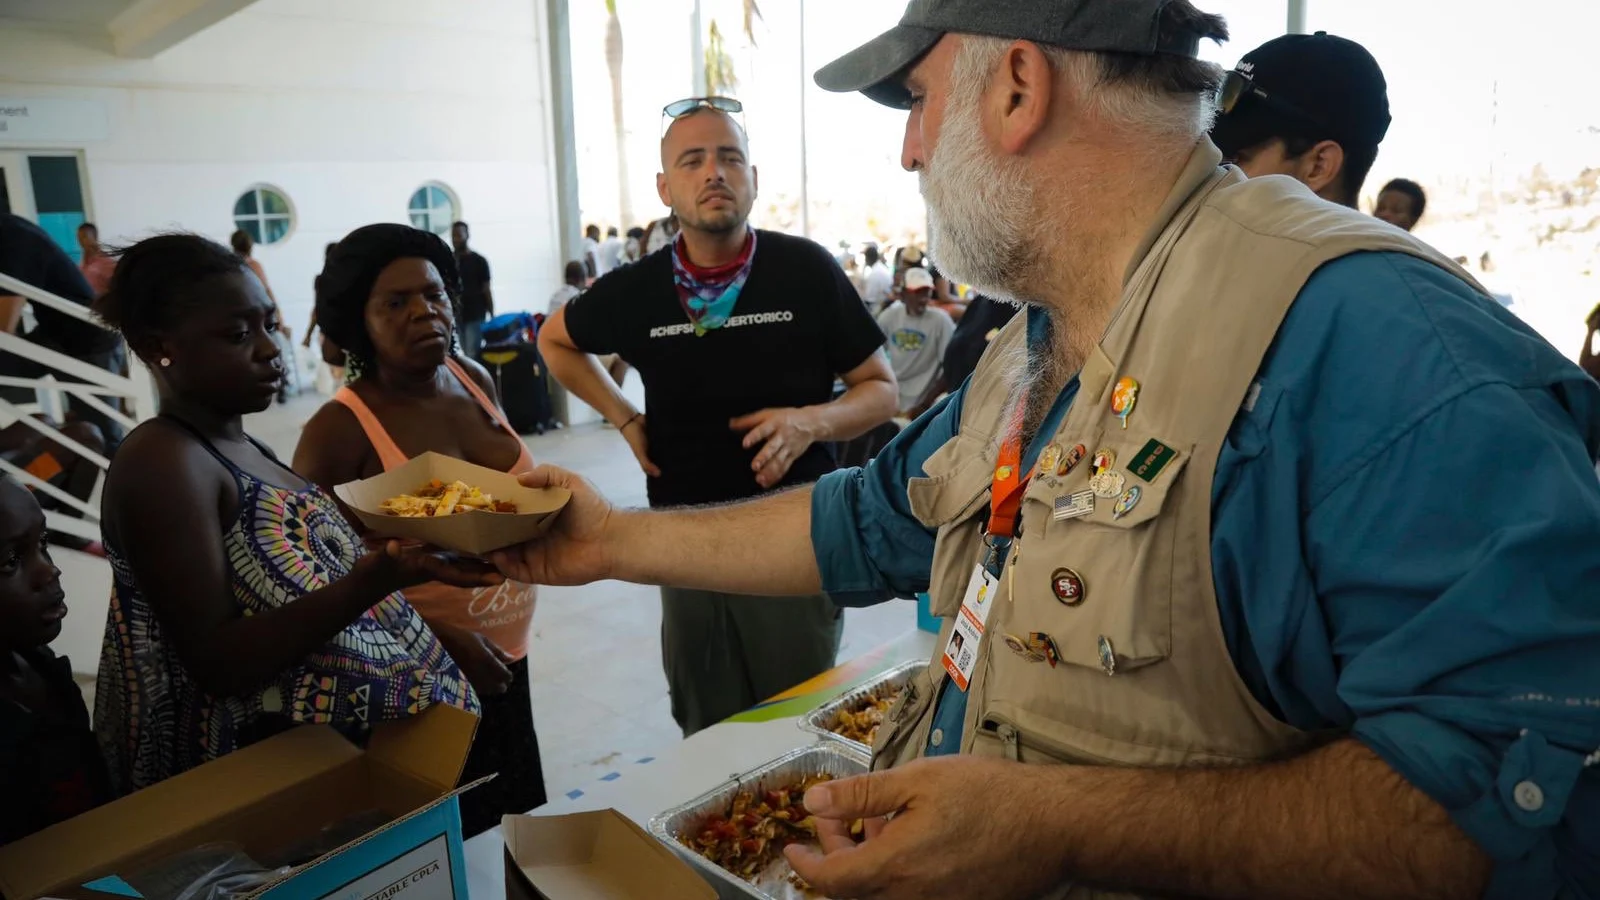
[815, 0, 1205, 109]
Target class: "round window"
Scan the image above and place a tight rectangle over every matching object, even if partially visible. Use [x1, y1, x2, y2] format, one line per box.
[232, 185, 294, 245]
[408, 183, 459, 236]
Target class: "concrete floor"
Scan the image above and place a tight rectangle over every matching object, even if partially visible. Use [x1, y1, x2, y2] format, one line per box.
[246, 392, 915, 801]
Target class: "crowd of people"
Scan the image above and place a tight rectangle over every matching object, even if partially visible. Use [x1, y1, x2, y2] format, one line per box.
[0, 0, 1596, 897]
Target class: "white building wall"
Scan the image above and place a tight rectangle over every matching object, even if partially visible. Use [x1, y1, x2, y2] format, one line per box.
[0, 0, 565, 342]
[0, 0, 571, 672]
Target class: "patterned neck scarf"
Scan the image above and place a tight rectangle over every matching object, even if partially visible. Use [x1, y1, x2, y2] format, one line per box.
[671, 230, 758, 336]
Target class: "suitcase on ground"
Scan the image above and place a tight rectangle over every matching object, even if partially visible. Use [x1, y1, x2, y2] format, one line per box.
[478, 343, 552, 435]
[483, 312, 536, 347]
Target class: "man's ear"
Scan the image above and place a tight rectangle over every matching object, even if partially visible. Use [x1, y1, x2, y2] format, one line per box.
[1301, 140, 1347, 199]
[656, 172, 672, 209]
[994, 40, 1057, 156]
[750, 164, 759, 199]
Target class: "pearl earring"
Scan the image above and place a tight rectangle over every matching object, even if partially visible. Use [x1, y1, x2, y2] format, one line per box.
[159, 358, 171, 367]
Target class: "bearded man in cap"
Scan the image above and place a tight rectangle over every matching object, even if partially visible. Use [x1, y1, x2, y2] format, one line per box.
[495, 1, 1600, 897]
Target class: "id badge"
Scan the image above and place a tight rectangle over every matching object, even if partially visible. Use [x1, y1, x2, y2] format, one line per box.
[941, 564, 997, 692]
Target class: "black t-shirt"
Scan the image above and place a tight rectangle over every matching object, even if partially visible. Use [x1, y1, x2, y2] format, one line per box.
[456, 250, 492, 323]
[565, 230, 885, 507]
[0, 647, 113, 846]
[943, 294, 1019, 388]
[0, 215, 119, 355]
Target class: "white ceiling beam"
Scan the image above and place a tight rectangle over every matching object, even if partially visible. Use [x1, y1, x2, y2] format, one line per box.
[107, 0, 260, 58]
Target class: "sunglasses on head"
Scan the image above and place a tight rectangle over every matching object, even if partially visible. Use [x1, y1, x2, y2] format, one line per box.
[662, 96, 744, 119]
[1218, 70, 1330, 135]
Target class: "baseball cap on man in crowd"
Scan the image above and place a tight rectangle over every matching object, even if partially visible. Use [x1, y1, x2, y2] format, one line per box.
[903, 267, 935, 292]
[1210, 31, 1391, 208]
[815, 0, 1212, 109]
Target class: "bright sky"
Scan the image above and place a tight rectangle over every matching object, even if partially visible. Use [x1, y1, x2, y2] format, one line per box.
[568, 0, 1600, 351]
[571, 0, 1599, 226]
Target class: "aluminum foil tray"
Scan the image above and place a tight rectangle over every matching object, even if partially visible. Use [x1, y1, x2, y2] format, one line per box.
[648, 743, 869, 900]
[797, 659, 924, 757]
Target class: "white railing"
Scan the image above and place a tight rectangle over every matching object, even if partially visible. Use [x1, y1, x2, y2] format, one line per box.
[0, 270, 155, 541]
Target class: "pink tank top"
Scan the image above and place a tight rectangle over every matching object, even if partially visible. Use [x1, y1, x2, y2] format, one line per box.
[334, 358, 537, 660]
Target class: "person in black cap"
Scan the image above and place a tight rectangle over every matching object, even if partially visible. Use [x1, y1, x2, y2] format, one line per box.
[491, 1, 1600, 897]
[1210, 31, 1391, 208]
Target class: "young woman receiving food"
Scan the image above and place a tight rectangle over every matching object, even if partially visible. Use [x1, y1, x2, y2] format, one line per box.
[92, 235, 489, 797]
[293, 224, 545, 836]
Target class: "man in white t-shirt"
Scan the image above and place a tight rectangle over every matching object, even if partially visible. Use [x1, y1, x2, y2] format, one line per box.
[644, 215, 679, 256]
[545, 260, 590, 427]
[875, 267, 954, 414]
[547, 260, 586, 316]
[597, 226, 625, 276]
[583, 225, 603, 279]
[860, 244, 893, 311]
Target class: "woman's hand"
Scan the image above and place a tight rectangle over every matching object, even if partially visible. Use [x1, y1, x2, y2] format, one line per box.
[359, 540, 504, 596]
[431, 621, 514, 696]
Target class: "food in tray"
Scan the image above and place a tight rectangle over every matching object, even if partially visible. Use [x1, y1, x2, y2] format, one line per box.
[684, 773, 840, 883]
[379, 479, 518, 517]
[830, 687, 903, 746]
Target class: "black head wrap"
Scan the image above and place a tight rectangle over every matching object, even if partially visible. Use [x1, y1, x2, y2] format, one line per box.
[315, 223, 461, 372]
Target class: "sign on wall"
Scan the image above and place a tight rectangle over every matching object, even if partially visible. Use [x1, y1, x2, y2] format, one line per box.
[0, 99, 109, 143]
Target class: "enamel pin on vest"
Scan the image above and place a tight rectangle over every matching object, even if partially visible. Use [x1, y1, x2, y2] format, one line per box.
[1112, 376, 1140, 429]
[1089, 448, 1125, 498]
[1091, 470, 1126, 499]
[1113, 486, 1143, 520]
[1036, 443, 1063, 478]
[1050, 567, 1086, 606]
[1058, 443, 1087, 476]
[1003, 632, 1045, 663]
[1097, 635, 1117, 676]
[1052, 490, 1095, 522]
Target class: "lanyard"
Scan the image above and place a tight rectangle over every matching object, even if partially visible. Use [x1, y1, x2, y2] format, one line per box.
[986, 394, 1030, 540]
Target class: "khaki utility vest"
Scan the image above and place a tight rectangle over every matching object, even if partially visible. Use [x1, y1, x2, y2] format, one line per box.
[872, 143, 1485, 899]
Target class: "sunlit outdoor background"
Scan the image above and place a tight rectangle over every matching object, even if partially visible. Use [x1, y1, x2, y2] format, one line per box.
[570, 0, 1600, 357]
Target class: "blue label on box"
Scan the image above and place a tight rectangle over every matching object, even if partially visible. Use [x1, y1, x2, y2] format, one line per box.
[261, 798, 466, 900]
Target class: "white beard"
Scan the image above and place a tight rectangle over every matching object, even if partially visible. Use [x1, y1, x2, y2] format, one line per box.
[919, 87, 1037, 305]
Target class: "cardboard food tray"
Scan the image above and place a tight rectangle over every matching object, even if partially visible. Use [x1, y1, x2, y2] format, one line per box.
[503, 809, 716, 900]
[797, 660, 923, 756]
[336, 451, 570, 556]
[648, 744, 869, 900]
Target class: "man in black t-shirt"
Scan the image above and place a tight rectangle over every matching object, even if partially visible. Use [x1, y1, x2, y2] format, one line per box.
[0, 215, 125, 446]
[540, 100, 897, 735]
[451, 220, 493, 358]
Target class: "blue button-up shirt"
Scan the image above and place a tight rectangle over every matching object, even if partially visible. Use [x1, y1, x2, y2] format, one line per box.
[811, 252, 1600, 898]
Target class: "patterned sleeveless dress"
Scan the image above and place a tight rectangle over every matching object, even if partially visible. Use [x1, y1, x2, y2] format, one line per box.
[94, 420, 479, 796]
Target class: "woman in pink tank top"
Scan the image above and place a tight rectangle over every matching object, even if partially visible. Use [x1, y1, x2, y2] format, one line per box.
[293, 224, 544, 837]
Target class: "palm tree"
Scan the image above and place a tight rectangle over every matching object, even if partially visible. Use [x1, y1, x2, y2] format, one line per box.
[605, 0, 634, 229]
[702, 1, 763, 99]
[741, 0, 763, 46]
[704, 20, 738, 95]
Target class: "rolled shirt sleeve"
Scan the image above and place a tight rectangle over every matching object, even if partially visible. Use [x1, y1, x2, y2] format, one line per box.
[1214, 252, 1600, 897]
[1315, 382, 1600, 897]
[811, 383, 967, 607]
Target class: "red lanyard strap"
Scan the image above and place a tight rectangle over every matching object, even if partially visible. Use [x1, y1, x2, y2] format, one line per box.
[986, 394, 1029, 539]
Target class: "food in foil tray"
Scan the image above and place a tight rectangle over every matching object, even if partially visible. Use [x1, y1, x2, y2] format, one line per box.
[379, 479, 517, 517]
[685, 773, 840, 883]
[829, 688, 901, 746]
